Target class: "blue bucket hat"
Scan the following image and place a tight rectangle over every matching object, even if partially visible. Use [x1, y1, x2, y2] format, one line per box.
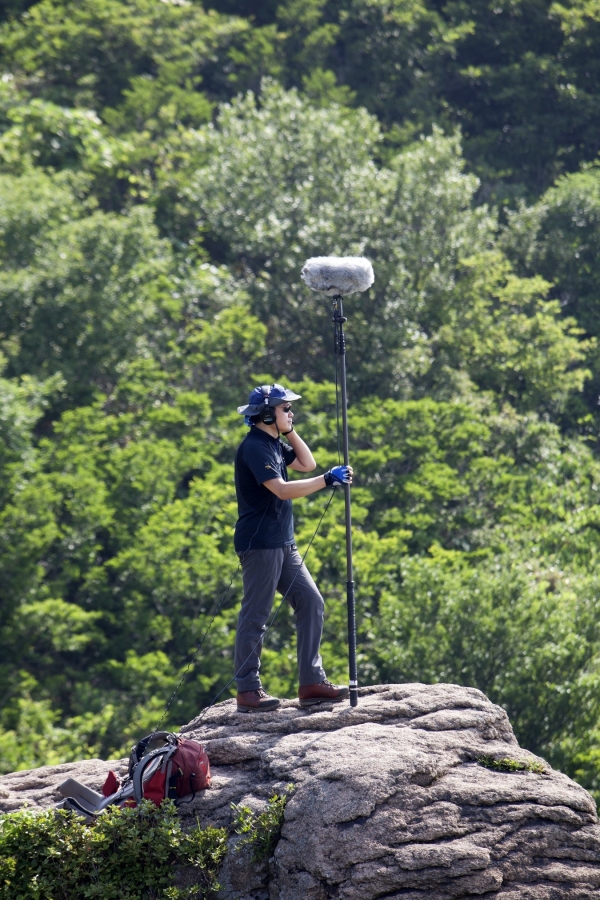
[237, 383, 301, 422]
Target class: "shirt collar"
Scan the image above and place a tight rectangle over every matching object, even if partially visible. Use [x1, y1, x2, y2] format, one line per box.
[249, 426, 279, 444]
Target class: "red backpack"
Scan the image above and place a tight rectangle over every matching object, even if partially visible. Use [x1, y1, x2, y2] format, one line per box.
[57, 731, 211, 820]
[123, 731, 211, 806]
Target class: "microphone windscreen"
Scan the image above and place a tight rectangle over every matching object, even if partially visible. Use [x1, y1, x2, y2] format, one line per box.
[301, 256, 374, 296]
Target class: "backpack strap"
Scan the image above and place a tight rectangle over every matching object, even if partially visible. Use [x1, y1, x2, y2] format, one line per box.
[132, 745, 178, 803]
[96, 778, 135, 811]
[174, 775, 196, 808]
[58, 796, 98, 822]
[128, 731, 176, 776]
[166, 759, 178, 800]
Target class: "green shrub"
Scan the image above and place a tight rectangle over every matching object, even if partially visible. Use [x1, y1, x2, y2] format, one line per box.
[0, 800, 227, 900]
[232, 785, 293, 863]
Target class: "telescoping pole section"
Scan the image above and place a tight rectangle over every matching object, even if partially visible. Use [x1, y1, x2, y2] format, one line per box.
[333, 296, 358, 708]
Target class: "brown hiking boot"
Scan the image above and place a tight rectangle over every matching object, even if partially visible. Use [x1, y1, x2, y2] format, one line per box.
[298, 679, 349, 708]
[237, 688, 281, 713]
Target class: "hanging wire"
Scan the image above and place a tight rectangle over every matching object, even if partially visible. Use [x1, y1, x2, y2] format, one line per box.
[151, 470, 339, 738]
[149, 343, 346, 742]
[189, 488, 336, 728]
[149, 498, 273, 739]
[150, 566, 240, 737]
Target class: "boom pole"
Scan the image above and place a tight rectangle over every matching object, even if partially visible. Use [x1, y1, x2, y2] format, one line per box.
[333, 296, 358, 708]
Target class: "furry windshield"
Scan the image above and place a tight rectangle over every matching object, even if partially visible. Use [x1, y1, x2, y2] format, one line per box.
[301, 257, 374, 296]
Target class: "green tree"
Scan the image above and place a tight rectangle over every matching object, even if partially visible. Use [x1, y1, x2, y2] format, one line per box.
[189, 84, 489, 392]
[502, 165, 600, 430]
[0, 0, 244, 113]
[0, 170, 172, 408]
[206, 0, 600, 198]
[188, 84, 588, 410]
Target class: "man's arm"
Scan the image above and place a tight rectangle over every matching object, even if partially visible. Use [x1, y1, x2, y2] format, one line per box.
[264, 474, 327, 500]
[264, 465, 353, 500]
[285, 430, 316, 472]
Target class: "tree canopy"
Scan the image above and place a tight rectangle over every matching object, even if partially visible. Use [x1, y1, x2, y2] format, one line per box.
[2, 0, 600, 808]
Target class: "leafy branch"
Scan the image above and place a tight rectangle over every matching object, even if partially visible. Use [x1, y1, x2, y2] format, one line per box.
[231, 784, 294, 863]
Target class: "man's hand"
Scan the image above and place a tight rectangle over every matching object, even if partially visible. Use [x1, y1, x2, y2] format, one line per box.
[286, 429, 316, 472]
[324, 465, 353, 486]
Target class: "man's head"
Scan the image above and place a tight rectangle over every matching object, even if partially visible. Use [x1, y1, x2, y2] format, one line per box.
[237, 384, 301, 429]
[273, 401, 294, 433]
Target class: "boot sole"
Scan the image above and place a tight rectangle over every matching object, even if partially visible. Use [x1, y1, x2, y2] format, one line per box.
[299, 694, 348, 708]
[237, 702, 281, 713]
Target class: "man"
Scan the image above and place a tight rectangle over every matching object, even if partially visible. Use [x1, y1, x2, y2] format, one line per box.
[234, 383, 352, 712]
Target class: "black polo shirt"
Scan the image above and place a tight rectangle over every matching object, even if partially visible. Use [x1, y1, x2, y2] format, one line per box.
[234, 427, 297, 551]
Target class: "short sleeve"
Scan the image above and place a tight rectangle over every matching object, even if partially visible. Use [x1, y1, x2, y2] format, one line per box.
[281, 441, 296, 467]
[243, 438, 282, 485]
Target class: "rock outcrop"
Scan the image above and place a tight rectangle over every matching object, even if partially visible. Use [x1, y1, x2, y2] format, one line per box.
[2, 683, 600, 898]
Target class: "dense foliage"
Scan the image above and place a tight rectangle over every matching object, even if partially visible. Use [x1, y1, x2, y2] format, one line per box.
[0, 791, 289, 897]
[2, 0, 600, 809]
[0, 800, 228, 898]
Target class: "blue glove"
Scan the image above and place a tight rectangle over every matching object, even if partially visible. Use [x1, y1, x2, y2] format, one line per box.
[324, 465, 352, 487]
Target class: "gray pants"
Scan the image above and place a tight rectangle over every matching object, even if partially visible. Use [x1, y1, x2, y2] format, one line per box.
[234, 544, 326, 692]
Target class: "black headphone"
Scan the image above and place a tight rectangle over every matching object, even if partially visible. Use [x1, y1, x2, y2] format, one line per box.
[259, 384, 277, 425]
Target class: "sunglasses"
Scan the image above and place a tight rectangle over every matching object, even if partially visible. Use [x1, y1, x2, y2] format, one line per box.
[280, 404, 293, 413]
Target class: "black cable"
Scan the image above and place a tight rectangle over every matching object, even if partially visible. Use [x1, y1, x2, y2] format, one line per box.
[189, 488, 336, 726]
[149, 497, 274, 738]
[149, 566, 240, 737]
[151, 395, 342, 739]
